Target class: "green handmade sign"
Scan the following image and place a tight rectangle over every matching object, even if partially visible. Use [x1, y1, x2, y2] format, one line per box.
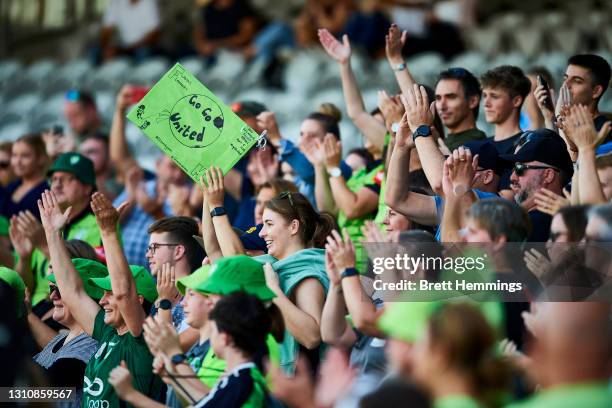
[126, 63, 260, 181]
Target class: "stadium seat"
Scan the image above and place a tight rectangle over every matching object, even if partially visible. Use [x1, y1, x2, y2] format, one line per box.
[0, 121, 31, 142]
[129, 57, 170, 84]
[449, 51, 487, 75]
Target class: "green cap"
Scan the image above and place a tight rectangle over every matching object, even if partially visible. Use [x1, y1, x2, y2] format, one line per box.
[48, 258, 109, 300]
[0, 267, 26, 317]
[378, 301, 441, 343]
[177, 265, 211, 296]
[195, 255, 276, 301]
[0, 215, 8, 236]
[48, 152, 96, 187]
[89, 265, 158, 303]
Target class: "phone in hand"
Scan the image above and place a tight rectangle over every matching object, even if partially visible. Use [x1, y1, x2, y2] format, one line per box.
[537, 75, 555, 112]
[130, 86, 150, 104]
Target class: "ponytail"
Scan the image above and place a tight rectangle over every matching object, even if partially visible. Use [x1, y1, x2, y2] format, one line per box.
[312, 212, 337, 248]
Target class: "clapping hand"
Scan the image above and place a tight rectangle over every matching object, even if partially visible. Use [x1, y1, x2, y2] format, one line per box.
[325, 230, 356, 272]
[378, 90, 405, 132]
[299, 133, 326, 167]
[443, 147, 478, 198]
[403, 84, 435, 131]
[9, 216, 34, 257]
[91, 192, 130, 234]
[323, 133, 342, 169]
[534, 188, 569, 216]
[385, 23, 407, 66]
[564, 104, 610, 152]
[109, 361, 136, 400]
[143, 316, 182, 357]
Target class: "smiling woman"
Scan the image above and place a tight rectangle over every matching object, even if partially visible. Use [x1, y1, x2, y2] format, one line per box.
[255, 191, 335, 373]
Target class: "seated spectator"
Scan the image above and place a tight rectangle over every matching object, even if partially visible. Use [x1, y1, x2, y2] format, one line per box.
[98, 0, 161, 63]
[193, 0, 261, 63]
[0, 141, 15, 189]
[79, 134, 122, 201]
[1, 134, 49, 220]
[343, 0, 390, 57]
[38, 190, 164, 407]
[63, 90, 103, 140]
[32, 259, 108, 408]
[501, 130, 574, 241]
[295, 0, 354, 47]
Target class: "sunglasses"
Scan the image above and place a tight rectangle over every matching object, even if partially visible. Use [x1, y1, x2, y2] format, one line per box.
[0, 161, 9, 169]
[278, 191, 294, 207]
[49, 284, 61, 298]
[513, 163, 559, 177]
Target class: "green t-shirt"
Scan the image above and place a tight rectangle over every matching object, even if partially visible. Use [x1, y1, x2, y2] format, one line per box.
[31, 210, 104, 306]
[338, 163, 383, 272]
[83, 310, 164, 408]
[505, 383, 611, 408]
[444, 128, 487, 151]
[435, 395, 483, 408]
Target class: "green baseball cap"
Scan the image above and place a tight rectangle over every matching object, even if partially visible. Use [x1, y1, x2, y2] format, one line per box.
[378, 301, 440, 343]
[0, 215, 8, 236]
[177, 264, 211, 296]
[194, 255, 276, 301]
[0, 267, 26, 317]
[48, 152, 96, 187]
[48, 258, 109, 300]
[89, 265, 158, 303]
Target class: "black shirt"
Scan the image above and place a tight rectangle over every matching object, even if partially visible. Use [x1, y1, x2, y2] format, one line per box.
[527, 210, 552, 242]
[595, 114, 611, 143]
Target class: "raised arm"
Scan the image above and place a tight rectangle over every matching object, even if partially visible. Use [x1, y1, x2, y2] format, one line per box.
[320, 249, 357, 348]
[327, 230, 383, 338]
[38, 190, 100, 336]
[199, 180, 223, 262]
[325, 136, 379, 219]
[318, 29, 386, 150]
[384, 112, 438, 225]
[91, 192, 145, 336]
[8, 219, 34, 290]
[203, 167, 246, 257]
[565, 105, 611, 205]
[385, 24, 417, 96]
[403, 85, 445, 195]
[109, 86, 139, 177]
[264, 264, 325, 350]
[301, 134, 338, 215]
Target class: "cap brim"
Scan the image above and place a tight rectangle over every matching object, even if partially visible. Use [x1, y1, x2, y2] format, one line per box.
[89, 276, 112, 292]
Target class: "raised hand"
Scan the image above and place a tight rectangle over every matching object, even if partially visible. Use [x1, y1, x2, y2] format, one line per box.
[135, 183, 164, 217]
[394, 110, 415, 150]
[9, 216, 34, 257]
[534, 188, 569, 215]
[378, 90, 405, 132]
[325, 248, 341, 286]
[256, 111, 281, 144]
[533, 83, 556, 121]
[202, 166, 226, 210]
[446, 147, 478, 197]
[156, 263, 181, 305]
[91, 192, 130, 234]
[323, 133, 342, 168]
[38, 190, 72, 234]
[564, 104, 610, 151]
[325, 229, 356, 272]
[318, 29, 351, 65]
[299, 133, 326, 167]
[385, 23, 407, 65]
[143, 316, 182, 357]
[108, 361, 135, 400]
[523, 248, 552, 280]
[402, 84, 435, 131]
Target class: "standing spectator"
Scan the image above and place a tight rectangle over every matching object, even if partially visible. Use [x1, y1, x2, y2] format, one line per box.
[98, 0, 161, 63]
[435, 68, 487, 150]
[63, 90, 103, 140]
[79, 134, 122, 201]
[1, 134, 49, 220]
[501, 131, 574, 241]
[480, 66, 531, 152]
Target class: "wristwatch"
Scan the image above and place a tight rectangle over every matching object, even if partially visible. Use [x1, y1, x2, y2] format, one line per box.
[210, 207, 227, 217]
[157, 299, 172, 310]
[392, 62, 407, 72]
[341, 267, 359, 279]
[412, 125, 431, 141]
[391, 122, 400, 133]
[171, 353, 188, 365]
[328, 167, 342, 178]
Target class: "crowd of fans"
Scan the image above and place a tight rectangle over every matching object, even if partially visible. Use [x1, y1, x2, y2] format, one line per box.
[1, 5, 611, 408]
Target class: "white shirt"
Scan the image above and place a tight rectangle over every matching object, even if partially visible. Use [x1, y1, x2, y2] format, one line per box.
[103, 0, 160, 47]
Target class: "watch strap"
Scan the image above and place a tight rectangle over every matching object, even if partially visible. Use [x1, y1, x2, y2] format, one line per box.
[210, 207, 227, 217]
[341, 267, 359, 279]
[392, 62, 407, 72]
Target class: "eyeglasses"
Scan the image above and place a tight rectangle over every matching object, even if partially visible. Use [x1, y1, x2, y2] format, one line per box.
[50, 174, 78, 185]
[49, 284, 61, 298]
[513, 163, 559, 177]
[146, 243, 180, 255]
[278, 191, 294, 207]
[0, 161, 9, 169]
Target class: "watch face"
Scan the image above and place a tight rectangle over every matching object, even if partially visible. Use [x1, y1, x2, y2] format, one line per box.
[159, 299, 172, 310]
[416, 125, 431, 136]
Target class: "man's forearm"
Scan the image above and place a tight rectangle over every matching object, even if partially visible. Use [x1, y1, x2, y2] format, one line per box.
[385, 146, 413, 207]
[212, 215, 245, 257]
[578, 149, 606, 204]
[415, 137, 445, 194]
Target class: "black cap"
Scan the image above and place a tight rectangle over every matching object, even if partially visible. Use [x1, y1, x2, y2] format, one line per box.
[463, 140, 508, 176]
[499, 129, 574, 175]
